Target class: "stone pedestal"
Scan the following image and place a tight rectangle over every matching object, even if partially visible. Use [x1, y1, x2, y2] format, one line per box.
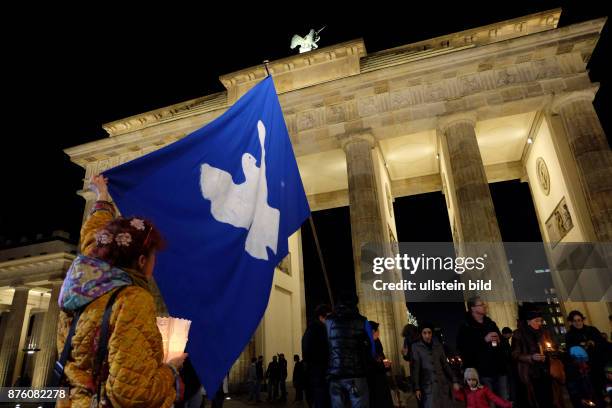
[340, 131, 402, 370]
[32, 281, 62, 387]
[0, 286, 30, 386]
[439, 114, 516, 329]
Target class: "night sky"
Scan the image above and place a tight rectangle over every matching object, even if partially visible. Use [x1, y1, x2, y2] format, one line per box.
[2, 3, 609, 347]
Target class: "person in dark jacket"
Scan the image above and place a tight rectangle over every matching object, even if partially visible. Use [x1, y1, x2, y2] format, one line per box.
[501, 326, 517, 402]
[457, 296, 511, 401]
[176, 358, 203, 408]
[565, 310, 607, 407]
[294, 354, 306, 402]
[411, 322, 460, 408]
[401, 323, 420, 363]
[302, 303, 332, 408]
[279, 353, 288, 402]
[511, 307, 557, 408]
[325, 292, 375, 408]
[367, 321, 394, 408]
[266, 356, 281, 401]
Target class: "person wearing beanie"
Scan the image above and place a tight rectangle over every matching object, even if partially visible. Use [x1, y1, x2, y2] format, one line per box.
[565, 310, 607, 407]
[511, 305, 557, 407]
[453, 367, 512, 408]
[411, 322, 460, 408]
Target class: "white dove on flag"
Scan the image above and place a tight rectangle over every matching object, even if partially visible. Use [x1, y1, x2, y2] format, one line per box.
[200, 120, 280, 260]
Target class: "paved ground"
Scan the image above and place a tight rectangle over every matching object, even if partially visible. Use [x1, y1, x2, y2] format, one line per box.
[212, 388, 425, 408]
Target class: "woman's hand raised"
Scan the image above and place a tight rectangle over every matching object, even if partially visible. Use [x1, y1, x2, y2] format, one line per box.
[89, 174, 111, 202]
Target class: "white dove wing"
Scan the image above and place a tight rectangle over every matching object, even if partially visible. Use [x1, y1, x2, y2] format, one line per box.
[200, 163, 255, 229]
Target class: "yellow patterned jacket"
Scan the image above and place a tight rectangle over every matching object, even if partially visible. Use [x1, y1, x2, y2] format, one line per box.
[56, 209, 176, 408]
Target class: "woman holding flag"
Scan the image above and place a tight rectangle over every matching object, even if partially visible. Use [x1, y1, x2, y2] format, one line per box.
[55, 174, 186, 407]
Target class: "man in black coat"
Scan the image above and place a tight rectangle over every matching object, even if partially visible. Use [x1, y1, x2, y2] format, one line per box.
[325, 292, 374, 408]
[279, 353, 288, 402]
[456, 296, 511, 401]
[302, 303, 332, 408]
[293, 354, 306, 402]
[266, 356, 281, 401]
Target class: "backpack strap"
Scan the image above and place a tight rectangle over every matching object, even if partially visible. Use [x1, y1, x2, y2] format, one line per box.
[51, 308, 83, 387]
[92, 285, 128, 399]
[51, 285, 129, 390]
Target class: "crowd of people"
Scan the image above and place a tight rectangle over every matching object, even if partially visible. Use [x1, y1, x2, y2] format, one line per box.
[54, 175, 612, 408]
[299, 293, 612, 408]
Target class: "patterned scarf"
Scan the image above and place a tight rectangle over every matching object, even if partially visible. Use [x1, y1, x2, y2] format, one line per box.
[59, 255, 149, 311]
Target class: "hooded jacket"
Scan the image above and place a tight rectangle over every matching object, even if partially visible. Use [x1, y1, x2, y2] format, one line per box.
[56, 208, 175, 408]
[453, 385, 512, 408]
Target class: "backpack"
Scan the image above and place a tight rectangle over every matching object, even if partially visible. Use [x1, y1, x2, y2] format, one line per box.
[52, 286, 128, 406]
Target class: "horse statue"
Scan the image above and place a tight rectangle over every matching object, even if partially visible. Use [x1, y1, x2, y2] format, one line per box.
[290, 26, 326, 53]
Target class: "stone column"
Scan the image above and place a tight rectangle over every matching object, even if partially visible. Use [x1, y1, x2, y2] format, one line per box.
[438, 113, 516, 329]
[551, 90, 612, 314]
[339, 130, 401, 370]
[0, 286, 30, 386]
[551, 90, 612, 242]
[0, 308, 9, 351]
[32, 281, 62, 387]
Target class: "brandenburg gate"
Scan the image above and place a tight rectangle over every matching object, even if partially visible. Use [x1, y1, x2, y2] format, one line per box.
[1, 8, 607, 387]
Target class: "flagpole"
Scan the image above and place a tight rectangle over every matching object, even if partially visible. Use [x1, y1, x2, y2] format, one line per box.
[308, 216, 334, 308]
[261, 59, 333, 306]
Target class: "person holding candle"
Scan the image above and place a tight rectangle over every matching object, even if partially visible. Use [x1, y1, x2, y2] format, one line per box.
[511, 306, 557, 407]
[457, 297, 511, 402]
[56, 175, 187, 408]
[367, 321, 394, 408]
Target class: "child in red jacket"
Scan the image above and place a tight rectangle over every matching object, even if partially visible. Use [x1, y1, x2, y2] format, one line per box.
[453, 368, 512, 408]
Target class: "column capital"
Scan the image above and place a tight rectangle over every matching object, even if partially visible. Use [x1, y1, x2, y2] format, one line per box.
[437, 111, 477, 133]
[337, 129, 375, 152]
[550, 89, 597, 114]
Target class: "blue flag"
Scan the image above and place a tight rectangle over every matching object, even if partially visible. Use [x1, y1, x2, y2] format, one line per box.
[103, 76, 310, 394]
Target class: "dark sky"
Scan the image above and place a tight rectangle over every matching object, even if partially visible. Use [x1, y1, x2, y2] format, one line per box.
[1, 3, 609, 338]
